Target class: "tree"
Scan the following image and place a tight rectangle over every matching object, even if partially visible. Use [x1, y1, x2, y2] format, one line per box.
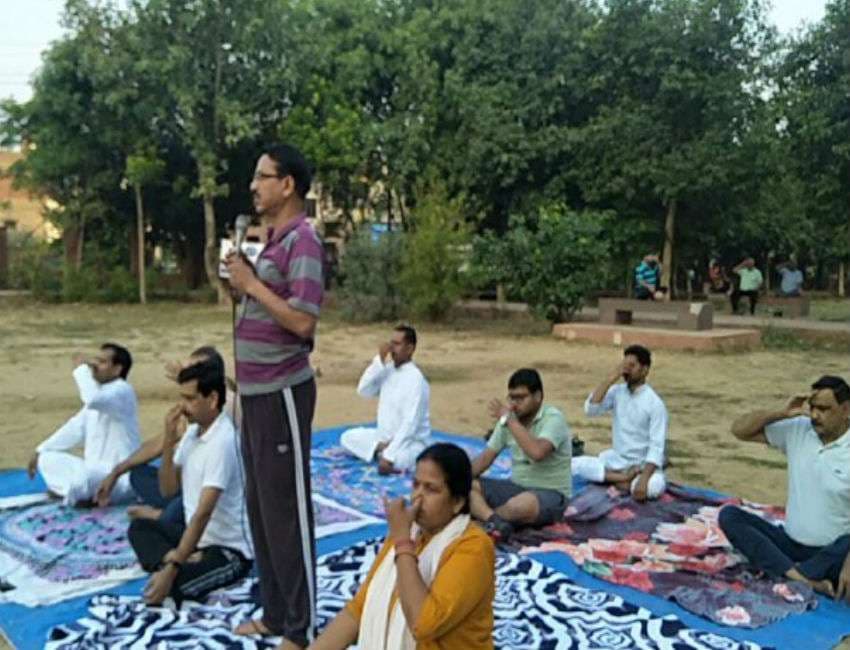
[472, 204, 613, 322]
[133, 0, 293, 293]
[125, 147, 165, 303]
[570, 0, 775, 294]
[777, 0, 850, 294]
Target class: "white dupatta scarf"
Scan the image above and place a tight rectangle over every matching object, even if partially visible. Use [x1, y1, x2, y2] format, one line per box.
[358, 514, 471, 650]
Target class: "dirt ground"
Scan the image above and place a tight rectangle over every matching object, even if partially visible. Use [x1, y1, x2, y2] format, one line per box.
[1, 298, 850, 648]
[2, 298, 848, 506]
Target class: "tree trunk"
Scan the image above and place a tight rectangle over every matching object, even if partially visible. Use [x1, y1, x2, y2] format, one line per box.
[661, 199, 676, 300]
[134, 184, 147, 304]
[202, 193, 227, 302]
[63, 218, 85, 271]
[839, 260, 846, 298]
[0, 223, 8, 289]
[202, 194, 218, 285]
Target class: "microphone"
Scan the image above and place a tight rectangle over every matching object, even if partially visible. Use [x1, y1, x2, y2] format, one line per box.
[234, 214, 251, 254]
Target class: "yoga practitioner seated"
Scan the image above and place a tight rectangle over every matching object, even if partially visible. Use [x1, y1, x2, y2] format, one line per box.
[720, 376, 850, 600]
[128, 359, 252, 606]
[28, 344, 140, 506]
[340, 325, 431, 475]
[309, 443, 495, 649]
[469, 368, 572, 542]
[572, 344, 668, 501]
[95, 346, 232, 528]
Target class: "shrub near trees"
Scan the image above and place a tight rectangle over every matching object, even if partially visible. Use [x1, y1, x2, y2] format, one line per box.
[0, 0, 848, 307]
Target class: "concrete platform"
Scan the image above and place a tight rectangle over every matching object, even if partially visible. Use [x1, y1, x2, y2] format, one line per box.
[552, 322, 761, 351]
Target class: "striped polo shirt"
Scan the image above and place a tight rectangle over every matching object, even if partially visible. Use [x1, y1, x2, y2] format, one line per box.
[634, 261, 659, 289]
[235, 214, 324, 395]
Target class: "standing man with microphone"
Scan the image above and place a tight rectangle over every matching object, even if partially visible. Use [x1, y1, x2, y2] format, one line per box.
[225, 144, 323, 649]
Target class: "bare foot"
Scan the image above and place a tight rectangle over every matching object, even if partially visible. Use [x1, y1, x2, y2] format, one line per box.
[233, 618, 273, 637]
[809, 578, 835, 598]
[127, 505, 162, 520]
[613, 480, 632, 492]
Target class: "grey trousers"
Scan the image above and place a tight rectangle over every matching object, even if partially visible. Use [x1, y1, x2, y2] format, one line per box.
[241, 379, 317, 647]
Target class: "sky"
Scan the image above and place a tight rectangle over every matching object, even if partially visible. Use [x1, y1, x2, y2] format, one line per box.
[0, 0, 832, 104]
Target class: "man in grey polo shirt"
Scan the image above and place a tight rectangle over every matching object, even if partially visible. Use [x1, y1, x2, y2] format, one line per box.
[721, 375, 850, 599]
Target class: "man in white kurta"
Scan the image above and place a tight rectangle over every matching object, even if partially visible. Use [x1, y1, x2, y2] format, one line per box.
[572, 344, 668, 501]
[28, 344, 141, 506]
[340, 325, 430, 474]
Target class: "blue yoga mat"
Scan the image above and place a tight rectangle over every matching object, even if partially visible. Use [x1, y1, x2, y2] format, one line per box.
[1, 426, 849, 649]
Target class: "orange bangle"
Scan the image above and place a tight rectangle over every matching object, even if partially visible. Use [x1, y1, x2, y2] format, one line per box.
[394, 550, 416, 562]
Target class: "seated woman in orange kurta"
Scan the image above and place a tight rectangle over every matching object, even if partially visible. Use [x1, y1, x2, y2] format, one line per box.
[307, 442, 495, 650]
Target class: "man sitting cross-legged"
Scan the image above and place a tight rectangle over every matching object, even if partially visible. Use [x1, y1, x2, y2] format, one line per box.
[469, 368, 571, 542]
[128, 359, 253, 606]
[719, 376, 850, 600]
[572, 344, 668, 501]
[95, 346, 231, 528]
[340, 325, 431, 475]
[28, 344, 140, 507]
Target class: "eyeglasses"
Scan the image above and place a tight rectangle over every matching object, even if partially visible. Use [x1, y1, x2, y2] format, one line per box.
[252, 171, 281, 181]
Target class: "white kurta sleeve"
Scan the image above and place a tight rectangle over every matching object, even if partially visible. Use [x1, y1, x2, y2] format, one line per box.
[584, 385, 616, 417]
[73, 364, 133, 421]
[381, 377, 428, 465]
[356, 355, 391, 398]
[644, 398, 668, 467]
[37, 409, 86, 453]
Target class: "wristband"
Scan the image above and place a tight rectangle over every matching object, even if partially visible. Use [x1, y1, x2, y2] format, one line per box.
[166, 559, 182, 570]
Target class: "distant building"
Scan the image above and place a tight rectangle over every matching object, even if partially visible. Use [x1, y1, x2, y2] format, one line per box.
[0, 149, 60, 240]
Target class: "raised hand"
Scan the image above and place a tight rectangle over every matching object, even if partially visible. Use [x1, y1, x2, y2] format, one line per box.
[784, 394, 810, 419]
[384, 496, 422, 541]
[164, 403, 184, 445]
[488, 398, 512, 420]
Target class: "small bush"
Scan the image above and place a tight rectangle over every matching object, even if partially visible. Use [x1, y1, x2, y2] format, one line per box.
[399, 182, 473, 320]
[337, 226, 405, 322]
[62, 266, 100, 303]
[102, 266, 138, 303]
[470, 203, 613, 322]
[61, 264, 138, 303]
[6, 231, 63, 298]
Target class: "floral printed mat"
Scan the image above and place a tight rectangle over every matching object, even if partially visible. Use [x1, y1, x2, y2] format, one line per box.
[311, 431, 512, 518]
[514, 484, 817, 628]
[0, 502, 136, 582]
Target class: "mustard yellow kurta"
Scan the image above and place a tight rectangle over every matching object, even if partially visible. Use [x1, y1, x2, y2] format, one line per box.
[346, 523, 496, 649]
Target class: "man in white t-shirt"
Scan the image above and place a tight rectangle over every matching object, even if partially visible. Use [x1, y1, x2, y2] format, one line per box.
[28, 344, 140, 507]
[721, 376, 850, 599]
[340, 325, 431, 474]
[127, 359, 253, 606]
[572, 345, 668, 501]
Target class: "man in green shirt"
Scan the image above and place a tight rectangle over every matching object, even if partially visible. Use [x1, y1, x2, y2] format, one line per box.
[469, 368, 571, 541]
[731, 256, 764, 314]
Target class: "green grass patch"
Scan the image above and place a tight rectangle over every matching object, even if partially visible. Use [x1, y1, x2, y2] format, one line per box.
[810, 299, 850, 323]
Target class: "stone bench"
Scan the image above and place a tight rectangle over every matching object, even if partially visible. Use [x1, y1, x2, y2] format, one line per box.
[761, 295, 810, 318]
[598, 298, 714, 331]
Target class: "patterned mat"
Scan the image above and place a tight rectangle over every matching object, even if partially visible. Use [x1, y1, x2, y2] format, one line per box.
[513, 484, 817, 628]
[311, 432, 512, 518]
[0, 502, 136, 581]
[47, 539, 768, 650]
